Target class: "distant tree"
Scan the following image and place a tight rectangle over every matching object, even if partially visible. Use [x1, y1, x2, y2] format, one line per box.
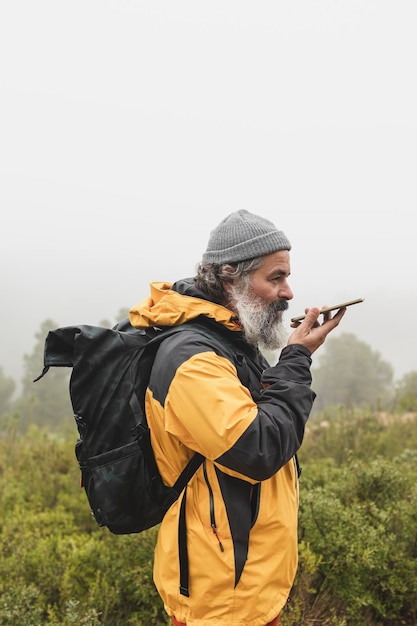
[15, 320, 72, 430]
[98, 318, 112, 327]
[98, 307, 130, 328]
[311, 333, 394, 413]
[115, 307, 130, 322]
[394, 370, 417, 412]
[0, 367, 16, 415]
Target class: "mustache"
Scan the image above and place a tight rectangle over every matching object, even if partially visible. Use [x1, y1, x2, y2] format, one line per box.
[272, 299, 289, 313]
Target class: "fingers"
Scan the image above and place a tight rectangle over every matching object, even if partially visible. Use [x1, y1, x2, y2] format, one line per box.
[287, 305, 347, 354]
[290, 305, 346, 328]
[290, 306, 319, 329]
[311, 305, 347, 331]
[290, 307, 322, 329]
[324, 306, 347, 326]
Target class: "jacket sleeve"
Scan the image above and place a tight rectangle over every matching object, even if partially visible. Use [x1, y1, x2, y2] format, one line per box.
[215, 344, 315, 481]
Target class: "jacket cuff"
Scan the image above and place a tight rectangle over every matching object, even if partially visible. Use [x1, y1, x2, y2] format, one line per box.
[261, 343, 313, 386]
[280, 344, 312, 359]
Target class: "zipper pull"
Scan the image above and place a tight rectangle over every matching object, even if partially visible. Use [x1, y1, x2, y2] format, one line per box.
[211, 524, 224, 552]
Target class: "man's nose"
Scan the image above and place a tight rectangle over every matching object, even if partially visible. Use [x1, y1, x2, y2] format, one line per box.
[278, 281, 293, 301]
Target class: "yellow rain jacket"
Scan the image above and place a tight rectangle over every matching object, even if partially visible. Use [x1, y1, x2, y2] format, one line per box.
[129, 279, 316, 626]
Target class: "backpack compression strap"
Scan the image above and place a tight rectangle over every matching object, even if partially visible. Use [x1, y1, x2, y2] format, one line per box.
[176, 454, 204, 597]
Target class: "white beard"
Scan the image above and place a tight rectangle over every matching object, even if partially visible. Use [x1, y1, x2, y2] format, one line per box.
[229, 282, 289, 351]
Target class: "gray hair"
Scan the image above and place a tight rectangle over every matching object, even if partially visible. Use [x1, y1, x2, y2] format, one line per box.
[194, 257, 263, 305]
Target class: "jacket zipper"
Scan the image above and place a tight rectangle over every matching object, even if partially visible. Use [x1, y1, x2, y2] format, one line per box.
[203, 461, 224, 552]
[293, 456, 301, 506]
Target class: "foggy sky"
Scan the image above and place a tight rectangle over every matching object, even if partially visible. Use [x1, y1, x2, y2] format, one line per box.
[1, 1, 417, 387]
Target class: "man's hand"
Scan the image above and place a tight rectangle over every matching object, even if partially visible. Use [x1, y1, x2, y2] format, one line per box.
[288, 306, 346, 355]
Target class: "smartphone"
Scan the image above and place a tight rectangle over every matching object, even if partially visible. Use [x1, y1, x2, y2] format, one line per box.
[290, 298, 364, 323]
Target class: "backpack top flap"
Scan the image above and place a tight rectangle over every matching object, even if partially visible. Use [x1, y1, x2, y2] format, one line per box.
[36, 325, 158, 458]
[35, 325, 80, 373]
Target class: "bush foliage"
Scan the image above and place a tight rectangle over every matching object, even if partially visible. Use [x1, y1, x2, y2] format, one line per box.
[0, 410, 416, 625]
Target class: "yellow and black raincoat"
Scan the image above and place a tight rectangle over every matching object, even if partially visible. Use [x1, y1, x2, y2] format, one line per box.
[129, 279, 316, 626]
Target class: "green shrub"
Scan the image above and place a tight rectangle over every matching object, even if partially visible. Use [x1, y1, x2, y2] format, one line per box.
[0, 423, 168, 625]
[1, 413, 417, 625]
[281, 452, 417, 625]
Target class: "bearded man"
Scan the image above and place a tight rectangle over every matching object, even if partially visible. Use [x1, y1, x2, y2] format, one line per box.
[129, 209, 346, 626]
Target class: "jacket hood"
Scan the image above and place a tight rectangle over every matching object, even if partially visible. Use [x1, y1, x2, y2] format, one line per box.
[129, 278, 240, 331]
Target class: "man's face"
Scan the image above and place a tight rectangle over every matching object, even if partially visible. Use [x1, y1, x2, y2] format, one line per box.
[228, 250, 293, 350]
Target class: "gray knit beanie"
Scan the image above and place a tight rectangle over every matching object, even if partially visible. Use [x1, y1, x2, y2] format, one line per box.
[201, 209, 291, 264]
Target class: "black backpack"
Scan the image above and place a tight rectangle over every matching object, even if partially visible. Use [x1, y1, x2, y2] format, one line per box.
[34, 319, 204, 536]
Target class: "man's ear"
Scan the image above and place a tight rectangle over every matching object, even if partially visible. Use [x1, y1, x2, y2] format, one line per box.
[221, 265, 235, 295]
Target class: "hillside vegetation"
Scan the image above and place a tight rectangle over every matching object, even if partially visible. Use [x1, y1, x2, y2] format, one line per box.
[0, 408, 416, 626]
